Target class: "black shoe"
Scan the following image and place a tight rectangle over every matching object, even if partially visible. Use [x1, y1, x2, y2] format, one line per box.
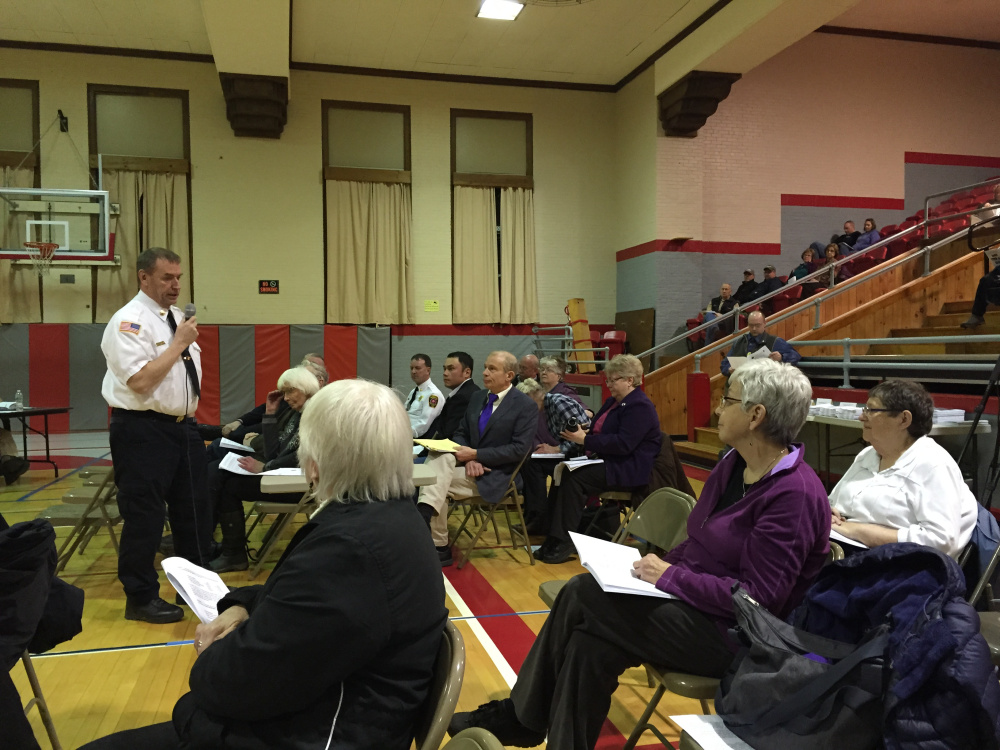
[541, 539, 577, 565]
[448, 699, 545, 747]
[960, 314, 986, 329]
[125, 597, 184, 624]
[533, 537, 557, 561]
[437, 545, 454, 567]
[1, 456, 29, 485]
[209, 553, 248, 573]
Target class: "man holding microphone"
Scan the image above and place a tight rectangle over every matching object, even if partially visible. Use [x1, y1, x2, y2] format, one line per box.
[101, 247, 212, 623]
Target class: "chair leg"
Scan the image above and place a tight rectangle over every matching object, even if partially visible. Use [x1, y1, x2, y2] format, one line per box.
[447, 505, 476, 548]
[623, 683, 666, 750]
[248, 511, 294, 580]
[509, 496, 535, 566]
[21, 651, 63, 750]
[699, 697, 712, 714]
[456, 505, 498, 570]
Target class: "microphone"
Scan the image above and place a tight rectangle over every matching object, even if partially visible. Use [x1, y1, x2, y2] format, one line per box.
[184, 303, 196, 321]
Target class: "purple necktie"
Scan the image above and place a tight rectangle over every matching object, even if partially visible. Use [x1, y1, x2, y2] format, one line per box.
[478, 393, 498, 436]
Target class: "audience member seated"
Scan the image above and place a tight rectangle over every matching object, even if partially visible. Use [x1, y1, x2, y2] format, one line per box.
[219, 354, 327, 442]
[514, 354, 540, 386]
[842, 217, 880, 255]
[811, 220, 860, 255]
[207, 367, 320, 573]
[450, 359, 829, 749]
[404, 353, 444, 438]
[750, 265, 785, 311]
[0, 424, 29, 486]
[789, 248, 816, 280]
[422, 351, 482, 441]
[973, 184, 1000, 223]
[829, 379, 977, 557]
[816, 242, 850, 284]
[516, 377, 591, 531]
[703, 283, 737, 344]
[416, 351, 538, 566]
[960, 253, 1000, 329]
[720, 311, 801, 376]
[733, 269, 758, 304]
[80, 379, 447, 750]
[532, 354, 662, 565]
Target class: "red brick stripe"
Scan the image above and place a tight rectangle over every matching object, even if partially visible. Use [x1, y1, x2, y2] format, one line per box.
[904, 151, 1000, 169]
[781, 194, 905, 210]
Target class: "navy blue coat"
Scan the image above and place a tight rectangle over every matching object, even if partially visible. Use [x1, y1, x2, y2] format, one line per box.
[583, 389, 661, 488]
[792, 543, 1000, 750]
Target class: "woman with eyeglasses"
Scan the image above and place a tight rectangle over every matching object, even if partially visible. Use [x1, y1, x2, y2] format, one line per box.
[450, 358, 830, 749]
[829, 379, 977, 557]
[530, 354, 662, 564]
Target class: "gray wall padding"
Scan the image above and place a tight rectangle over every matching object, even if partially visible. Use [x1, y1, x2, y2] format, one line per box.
[289, 325, 325, 367]
[218, 325, 256, 422]
[0, 324, 30, 406]
[356, 326, 391, 386]
[68, 324, 110, 430]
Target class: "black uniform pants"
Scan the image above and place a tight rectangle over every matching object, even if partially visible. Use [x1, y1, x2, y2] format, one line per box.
[110, 414, 212, 603]
[971, 268, 1000, 317]
[510, 574, 735, 750]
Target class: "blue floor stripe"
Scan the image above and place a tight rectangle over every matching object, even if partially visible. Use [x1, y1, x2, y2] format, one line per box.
[15, 451, 112, 502]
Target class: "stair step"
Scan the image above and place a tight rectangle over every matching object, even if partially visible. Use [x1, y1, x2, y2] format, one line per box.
[925, 311, 1000, 327]
[675, 441, 723, 464]
[889, 325, 1000, 338]
[869, 343, 947, 355]
[694, 427, 725, 450]
[938, 301, 1000, 315]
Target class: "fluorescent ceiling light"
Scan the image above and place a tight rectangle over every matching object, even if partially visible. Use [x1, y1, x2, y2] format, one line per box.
[478, 0, 523, 20]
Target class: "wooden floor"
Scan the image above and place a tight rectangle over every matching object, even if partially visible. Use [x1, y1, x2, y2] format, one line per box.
[4, 459, 706, 750]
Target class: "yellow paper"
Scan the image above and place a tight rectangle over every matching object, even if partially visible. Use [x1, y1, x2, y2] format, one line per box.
[414, 438, 462, 453]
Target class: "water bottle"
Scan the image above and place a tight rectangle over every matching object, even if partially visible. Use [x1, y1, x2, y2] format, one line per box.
[14, 389, 24, 409]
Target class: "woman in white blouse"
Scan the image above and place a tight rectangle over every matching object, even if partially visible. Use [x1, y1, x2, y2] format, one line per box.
[829, 379, 977, 558]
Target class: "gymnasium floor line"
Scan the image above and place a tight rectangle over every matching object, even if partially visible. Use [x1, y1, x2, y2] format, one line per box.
[14, 451, 112, 502]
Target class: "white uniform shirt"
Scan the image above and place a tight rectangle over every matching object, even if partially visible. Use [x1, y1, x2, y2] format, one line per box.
[829, 435, 977, 557]
[101, 290, 202, 417]
[406, 378, 444, 437]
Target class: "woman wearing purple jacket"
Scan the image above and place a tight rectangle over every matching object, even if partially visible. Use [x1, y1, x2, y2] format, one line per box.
[450, 358, 830, 750]
[532, 354, 662, 564]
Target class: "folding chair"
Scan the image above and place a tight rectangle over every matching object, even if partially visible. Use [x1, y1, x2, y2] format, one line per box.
[415, 621, 466, 750]
[36, 470, 121, 573]
[244, 492, 318, 580]
[442, 729, 504, 750]
[447, 453, 534, 570]
[21, 650, 63, 750]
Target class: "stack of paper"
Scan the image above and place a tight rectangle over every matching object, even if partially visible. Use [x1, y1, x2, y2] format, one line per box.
[568, 532, 676, 599]
[162, 557, 231, 623]
[414, 438, 461, 453]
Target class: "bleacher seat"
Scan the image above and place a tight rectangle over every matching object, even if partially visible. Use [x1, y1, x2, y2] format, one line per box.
[847, 246, 887, 275]
[603, 330, 627, 358]
[880, 224, 898, 239]
[769, 284, 802, 313]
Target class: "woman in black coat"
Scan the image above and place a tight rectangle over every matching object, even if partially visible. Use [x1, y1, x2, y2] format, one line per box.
[81, 379, 447, 750]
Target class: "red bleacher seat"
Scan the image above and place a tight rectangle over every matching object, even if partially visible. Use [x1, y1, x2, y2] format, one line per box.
[847, 246, 888, 275]
[898, 219, 918, 233]
[886, 239, 909, 259]
[591, 331, 604, 361]
[880, 224, 898, 238]
[769, 284, 802, 313]
[954, 190, 975, 202]
[602, 330, 627, 358]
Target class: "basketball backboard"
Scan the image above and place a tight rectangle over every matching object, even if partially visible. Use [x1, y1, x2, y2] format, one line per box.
[0, 187, 114, 263]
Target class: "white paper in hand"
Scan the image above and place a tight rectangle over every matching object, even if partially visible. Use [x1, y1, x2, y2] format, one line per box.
[219, 437, 253, 452]
[568, 532, 676, 599]
[161, 556, 231, 623]
[219, 451, 256, 475]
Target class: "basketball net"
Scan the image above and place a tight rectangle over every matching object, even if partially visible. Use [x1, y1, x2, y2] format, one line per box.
[23, 242, 58, 277]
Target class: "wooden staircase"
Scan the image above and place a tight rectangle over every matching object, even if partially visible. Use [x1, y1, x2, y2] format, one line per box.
[869, 304, 1000, 355]
[675, 426, 726, 467]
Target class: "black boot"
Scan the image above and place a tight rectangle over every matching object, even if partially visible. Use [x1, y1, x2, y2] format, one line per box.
[209, 511, 248, 573]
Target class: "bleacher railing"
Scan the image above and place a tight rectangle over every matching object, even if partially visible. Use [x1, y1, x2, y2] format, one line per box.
[638, 179, 1000, 364]
[532, 324, 610, 367]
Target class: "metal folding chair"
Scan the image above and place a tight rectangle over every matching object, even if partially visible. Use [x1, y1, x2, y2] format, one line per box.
[36, 470, 120, 573]
[415, 621, 466, 750]
[244, 492, 318, 580]
[21, 650, 62, 750]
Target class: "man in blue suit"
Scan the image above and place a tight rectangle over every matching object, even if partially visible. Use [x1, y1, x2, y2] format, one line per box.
[417, 350, 537, 566]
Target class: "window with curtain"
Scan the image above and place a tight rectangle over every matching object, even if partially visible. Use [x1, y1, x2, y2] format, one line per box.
[451, 110, 537, 324]
[323, 101, 413, 324]
[0, 79, 41, 323]
[88, 85, 192, 322]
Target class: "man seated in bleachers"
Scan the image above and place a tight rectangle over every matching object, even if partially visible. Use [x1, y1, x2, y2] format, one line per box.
[750, 265, 785, 310]
[702, 282, 737, 344]
[960, 251, 1000, 329]
[811, 219, 860, 254]
[733, 269, 758, 304]
[720, 311, 801, 376]
[841, 218, 880, 255]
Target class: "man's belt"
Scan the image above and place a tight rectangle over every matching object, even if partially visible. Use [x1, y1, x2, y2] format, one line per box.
[111, 408, 192, 424]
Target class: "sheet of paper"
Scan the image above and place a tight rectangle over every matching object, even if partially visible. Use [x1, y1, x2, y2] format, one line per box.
[531, 453, 564, 459]
[161, 556, 231, 624]
[414, 438, 461, 453]
[260, 467, 303, 476]
[552, 458, 604, 486]
[671, 715, 754, 750]
[830, 528, 868, 549]
[568, 532, 676, 599]
[747, 346, 771, 360]
[219, 437, 253, 452]
[726, 356, 748, 370]
[219, 451, 256, 475]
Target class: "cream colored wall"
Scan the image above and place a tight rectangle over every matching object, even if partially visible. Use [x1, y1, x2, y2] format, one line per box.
[0, 47, 620, 325]
[611, 68, 658, 251]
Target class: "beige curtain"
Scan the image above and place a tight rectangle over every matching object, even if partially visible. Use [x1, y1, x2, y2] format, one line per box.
[0, 166, 41, 323]
[96, 170, 190, 322]
[326, 180, 413, 324]
[499, 187, 538, 324]
[453, 186, 500, 323]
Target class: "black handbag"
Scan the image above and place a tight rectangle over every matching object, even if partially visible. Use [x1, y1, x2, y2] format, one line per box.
[715, 586, 889, 750]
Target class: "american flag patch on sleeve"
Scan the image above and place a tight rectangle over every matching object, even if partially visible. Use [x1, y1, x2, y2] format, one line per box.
[119, 321, 141, 334]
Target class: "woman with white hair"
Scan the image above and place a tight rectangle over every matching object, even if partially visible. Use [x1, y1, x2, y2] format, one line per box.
[81, 379, 446, 750]
[452, 359, 831, 750]
[208, 366, 320, 572]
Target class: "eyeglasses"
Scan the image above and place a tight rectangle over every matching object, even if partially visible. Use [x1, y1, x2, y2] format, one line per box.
[861, 405, 894, 416]
[720, 395, 743, 407]
[606, 376, 625, 385]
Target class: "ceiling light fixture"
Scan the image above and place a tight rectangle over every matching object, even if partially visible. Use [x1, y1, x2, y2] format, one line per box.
[478, 0, 524, 21]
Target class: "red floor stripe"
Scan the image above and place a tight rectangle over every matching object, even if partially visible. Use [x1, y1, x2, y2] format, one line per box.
[445, 562, 661, 747]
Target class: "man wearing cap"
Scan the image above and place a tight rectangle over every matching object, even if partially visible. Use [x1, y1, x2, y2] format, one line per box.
[751, 265, 785, 312]
[733, 269, 758, 304]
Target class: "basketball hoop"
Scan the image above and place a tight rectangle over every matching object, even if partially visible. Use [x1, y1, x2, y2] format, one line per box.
[23, 242, 59, 277]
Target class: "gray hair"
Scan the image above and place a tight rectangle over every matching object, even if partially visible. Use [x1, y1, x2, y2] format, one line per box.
[491, 350, 517, 376]
[516, 378, 544, 397]
[277, 366, 321, 397]
[868, 379, 934, 438]
[605, 354, 643, 384]
[538, 357, 566, 377]
[303, 361, 329, 387]
[730, 358, 812, 445]
[298, 379, 414, 508]
[136, 247, 180, 274]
